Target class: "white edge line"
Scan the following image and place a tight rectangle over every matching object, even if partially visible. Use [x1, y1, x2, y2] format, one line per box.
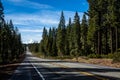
[31, 62, 45, 80]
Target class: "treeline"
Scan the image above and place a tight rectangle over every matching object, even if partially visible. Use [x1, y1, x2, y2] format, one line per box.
[0, 1, 25, 64]
[29, 43, 39, 53]
[29, 0, 120, 58]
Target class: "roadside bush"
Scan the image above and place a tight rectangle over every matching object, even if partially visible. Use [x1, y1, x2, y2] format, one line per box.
[100, 54, 107, 58]
[100, 53, 114, 59]
[88, 54, 96, 58]
[56, 56, 72, 59]
[113, 52, 120, 63]
[107, 53, 114, 59]
[88, 53, 115, 59]
[70, 49, 80, 57]
[87, 53, 101, 58]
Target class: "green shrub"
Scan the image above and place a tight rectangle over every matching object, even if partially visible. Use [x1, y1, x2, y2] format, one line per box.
[100, 53, 114, 59]
[88, 53, 101, 58]
[70, 49, 80, 57]
[113, 52, 120, 63]
[100, 54, 107, 58]
[57, 56, 72, 59]
[107, 53, 114, 59]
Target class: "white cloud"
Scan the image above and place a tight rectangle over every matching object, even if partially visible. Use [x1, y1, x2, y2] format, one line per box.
[5, 10, 84, 43]
[22, 34, 42, 44]
[20, 29, 43, 33]
[5, 13, 59, 27]
[5, 10, 83, 27]
[8, 0, 53, 9]
[8, 0, 22, 3]
[28, 39, 34, 44]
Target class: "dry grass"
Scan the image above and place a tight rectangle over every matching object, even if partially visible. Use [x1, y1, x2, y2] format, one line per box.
[32, 52, 120, 68]
[65, 57, 120, 68]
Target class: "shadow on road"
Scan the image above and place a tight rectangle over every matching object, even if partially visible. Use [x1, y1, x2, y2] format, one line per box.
[25, 60, 120, 72]
[2, 53, 120, 80]
[26, 54, 120, 80]
[9, 62, 120, 80]
[23, 58, 120, 80]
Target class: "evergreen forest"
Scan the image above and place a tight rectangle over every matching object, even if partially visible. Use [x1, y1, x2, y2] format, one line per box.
[29, 0, 120, 61]
[0, 1, 25, 64]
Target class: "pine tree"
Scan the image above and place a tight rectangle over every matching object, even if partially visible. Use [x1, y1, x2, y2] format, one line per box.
[107, 0, 120, 53]
[81, 14, 88, 55]
[0, 0, 4, 23]
[56, 11, 66, 57]
[87, 0, 108, 55]
[38, 1, 120, 58]
[70, 12, 81, 58]
[51, 28, 57, 56]
[102, 0, 109, 54]
[0, 0, 24, 63]
[65, 18, 72, 55]
[0, 0, 4, 62]
[40, 27, 48, 56]
[47, 28, 53, 56]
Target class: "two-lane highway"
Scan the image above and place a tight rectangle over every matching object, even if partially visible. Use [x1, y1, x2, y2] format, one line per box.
[9, 51, 120, 80]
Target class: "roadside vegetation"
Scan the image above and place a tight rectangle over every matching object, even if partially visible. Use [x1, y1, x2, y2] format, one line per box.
[0, 1, 26, 80]
[0, 1, 25, 64]
[28, 0, 120, 64]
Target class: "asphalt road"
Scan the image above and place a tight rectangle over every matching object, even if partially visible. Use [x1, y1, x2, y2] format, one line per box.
[9, 51, 120, 80]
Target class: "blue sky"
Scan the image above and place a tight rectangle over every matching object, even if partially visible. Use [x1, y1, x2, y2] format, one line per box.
[2, 0, 88, 43]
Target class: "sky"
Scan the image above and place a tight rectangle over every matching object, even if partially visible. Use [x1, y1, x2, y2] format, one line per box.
[2, 0, 89, 44]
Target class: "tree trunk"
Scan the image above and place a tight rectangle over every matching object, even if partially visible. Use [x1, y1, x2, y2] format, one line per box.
[110, 27, 113, 54]
[98, 30, 102, 54]
[116, 26, 118, 52]
[98, 11, 102, 55]
[105, 27, 108, 54]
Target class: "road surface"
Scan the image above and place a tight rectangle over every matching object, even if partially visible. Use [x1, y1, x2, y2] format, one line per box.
[9, 51, 120, 80]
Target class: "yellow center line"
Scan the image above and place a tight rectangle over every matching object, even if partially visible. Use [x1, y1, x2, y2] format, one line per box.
[51, 63, 109, 80]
